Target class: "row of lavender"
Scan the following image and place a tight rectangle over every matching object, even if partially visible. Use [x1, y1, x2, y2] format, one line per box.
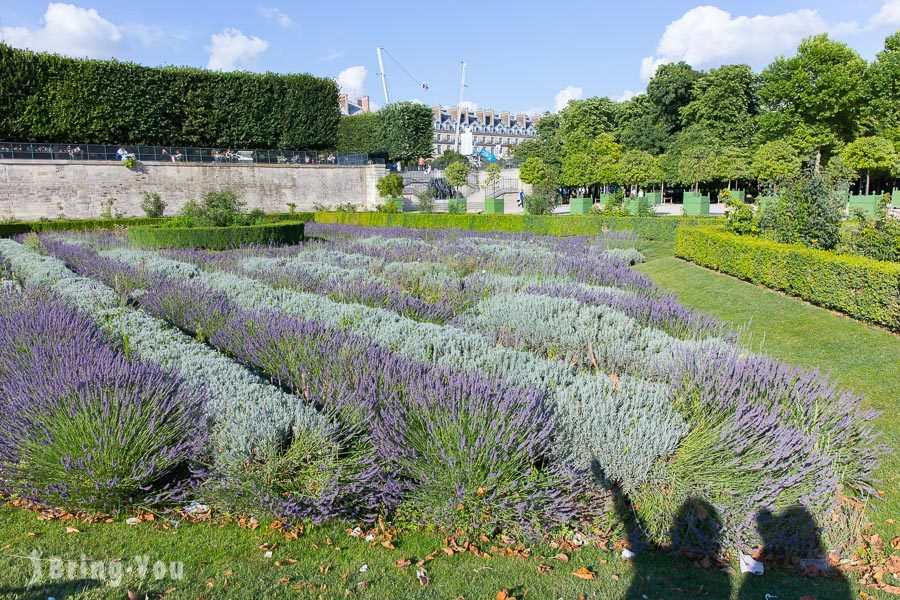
[0, 225, 882, 557]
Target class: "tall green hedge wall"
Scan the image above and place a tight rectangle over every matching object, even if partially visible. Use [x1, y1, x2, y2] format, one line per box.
[0, 44, 340, 149]
[675, 226, 900, 331]
[313, 212, 723, 241]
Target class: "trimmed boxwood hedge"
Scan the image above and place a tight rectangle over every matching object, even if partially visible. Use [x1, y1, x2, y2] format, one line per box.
[128, 222, 305, 250]
[0, 217, 167, 237]
[0, 212, 314, 238]
[313, 212, 723, 241]
[675, 226, 900, 331]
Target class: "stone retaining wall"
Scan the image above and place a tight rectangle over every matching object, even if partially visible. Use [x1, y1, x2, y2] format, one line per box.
[0, 160, 386, 220]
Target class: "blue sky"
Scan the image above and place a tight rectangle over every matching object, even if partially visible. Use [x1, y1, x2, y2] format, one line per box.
[1, 1, 899, 115]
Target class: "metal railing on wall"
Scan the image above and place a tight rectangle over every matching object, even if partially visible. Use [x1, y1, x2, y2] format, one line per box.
[0, 142, 370, 166]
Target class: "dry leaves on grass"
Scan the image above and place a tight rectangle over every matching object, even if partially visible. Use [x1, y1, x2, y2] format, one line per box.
[572, 567, 596, 580]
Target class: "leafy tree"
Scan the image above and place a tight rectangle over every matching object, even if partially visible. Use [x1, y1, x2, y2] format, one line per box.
[376, 102, 434, 162]
[592, 133, 623, 189]
[484, 163, 502, 198]
[618, 150, 660, 189]
[431, 149, 468, 169]
[444, 161, 470, 197]
[613, 94, 668, 153]
[716, 146, 753, 186]
[666, 125, 719, 189]
[646, 61, 703, 135]
[557, 97, 617, 141]
[825, 154, 855, 187]
[681, 64, 757, 143]
[864, 32, 900, 136]
[519, 157, 555, 193]
[561, 152, 596, 193]
[752, 140, 801, 191]
[758, 34, 867, 167]
[337, 113, 382, 156]
[840, 135, 897, 194]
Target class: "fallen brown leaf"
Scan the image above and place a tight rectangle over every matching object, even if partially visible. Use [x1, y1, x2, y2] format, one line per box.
[394, 559, 411, 568]
[554, 553, 570, 563]
[572, 567, 595, 580]
[381, 540, 395, 550]
[537, 564, 552, 574]
[64, 526, 79, 534]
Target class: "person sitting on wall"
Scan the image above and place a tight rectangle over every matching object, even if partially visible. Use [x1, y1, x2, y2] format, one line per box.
[116, 147, 128, 161]
[214, 150, 223, 164]
[173, 150, 183, 162]
[327, 153, 336, 164]
[225, 150, 234, 162]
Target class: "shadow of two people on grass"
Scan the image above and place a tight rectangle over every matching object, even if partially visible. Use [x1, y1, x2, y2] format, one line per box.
[611, 486, 853, 600]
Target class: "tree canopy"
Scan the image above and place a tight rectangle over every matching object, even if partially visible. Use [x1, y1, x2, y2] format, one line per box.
[510, 32, 898, 195]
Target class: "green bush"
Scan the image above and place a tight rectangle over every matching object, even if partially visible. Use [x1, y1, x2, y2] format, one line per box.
[313, 211, 723, 241]
[128, 222, 305, 250]
[523, 194, 555, 215]
[722, 190, 758, 235]
[675, 226, 900, 330]
[376, 174, 405, 199]
[760, 165, 844, 250]
[839, 211, 900, 262]
[140, 193, 166, 218]
[169, 190, 266, 228]
[0, 43, 339, 149]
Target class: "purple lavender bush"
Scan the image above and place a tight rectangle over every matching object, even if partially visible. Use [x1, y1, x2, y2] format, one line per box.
[632, 346, 881, 554]
[0, 291, 206, 514]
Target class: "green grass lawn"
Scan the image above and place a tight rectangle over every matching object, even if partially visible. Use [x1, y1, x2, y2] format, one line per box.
[636, 243, 900, 546]
[0, 506, 886, 599]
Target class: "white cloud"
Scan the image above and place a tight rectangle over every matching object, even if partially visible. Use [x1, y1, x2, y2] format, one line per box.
[870, 0, 900, 27]
[1, 3, 123, 58]
[259, 7, 295, 28]
[615, 89, 637, 102]
[554, 86, 583, 112]
[523, 106, 548, 115]
[639, 6, 831, 80]
[207, 28, 269, 71]
[337, 65, 367, 98]
[459, 100, 477, 111]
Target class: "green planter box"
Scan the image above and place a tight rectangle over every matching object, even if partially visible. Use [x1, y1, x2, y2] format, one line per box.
[722, 189, 745, 202]
[644, 191, 662, 205]
[483, 197, 504, 214]
[384, 197, 404, 212]
[892, 189, 900, 208]
[570, 197, 593, 215]
[597, 192, 614, 206]
[848, 194, 881, 217]
[447, 198, 467, 214]
[683, 192, 710, 216]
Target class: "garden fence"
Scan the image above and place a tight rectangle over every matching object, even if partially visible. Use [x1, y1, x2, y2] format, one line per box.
[0, 142, 370, 166]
